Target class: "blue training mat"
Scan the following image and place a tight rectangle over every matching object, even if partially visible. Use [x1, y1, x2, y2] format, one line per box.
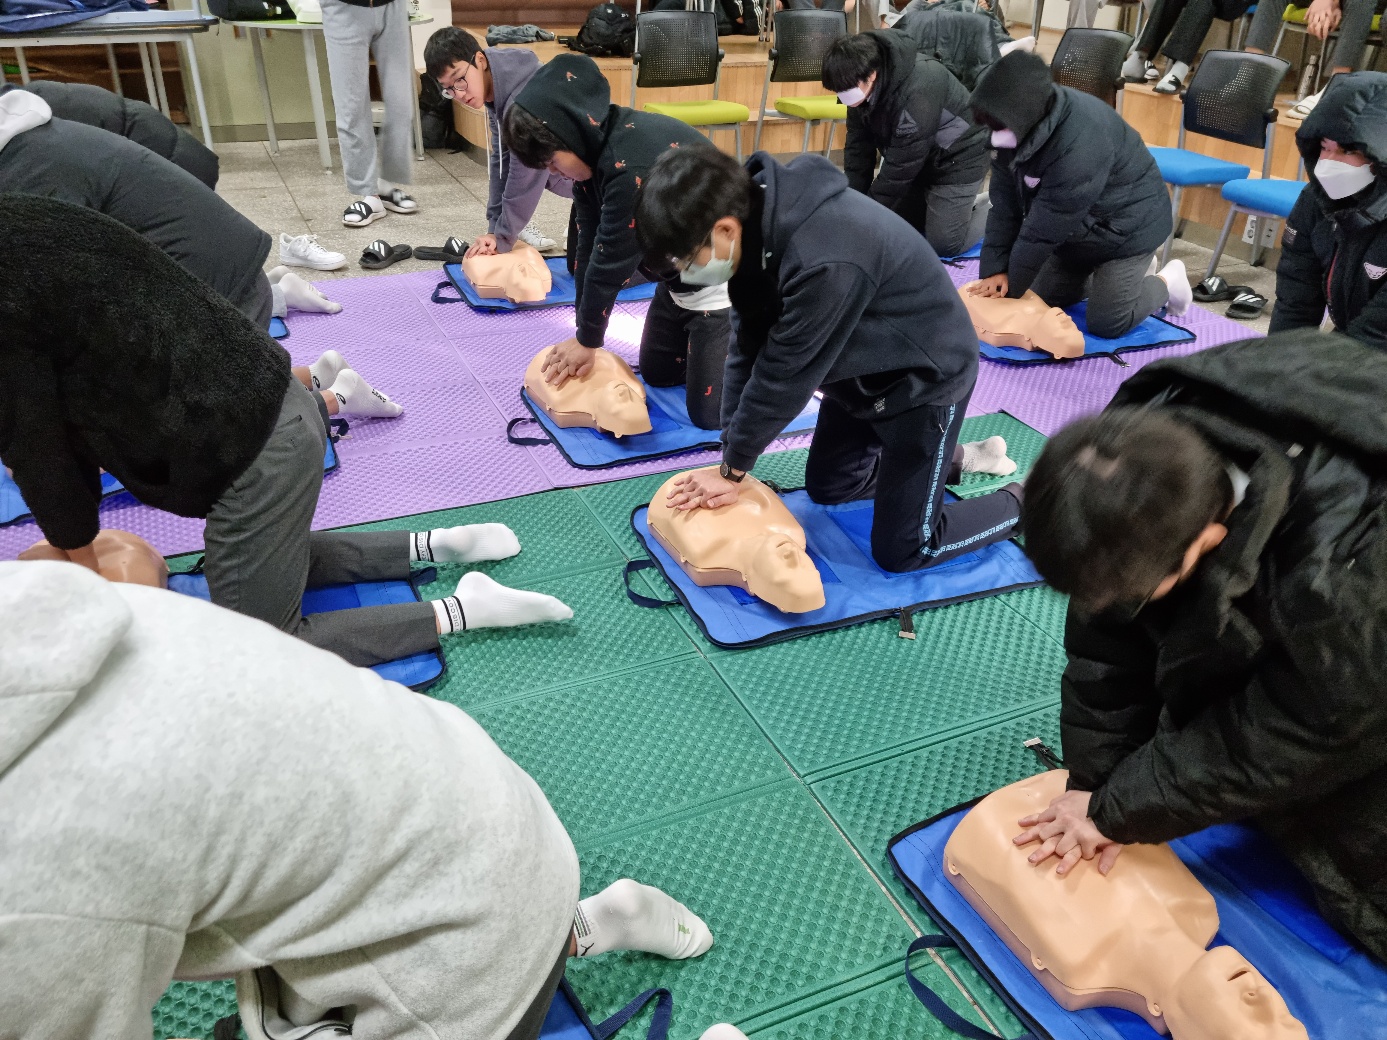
[0, 440, 339, 528]
[944, 240, 983, 261]
[269, 316, 289, 339]
[438, 258, 658, 311]
[888, 799, 1387, 1040]
[510, 384, 820, 470]
[980, 302, 1195, 365]
[167, 565, 443, 691]
[542, 978, 671, 1040]
[628, 488, 1041, 649]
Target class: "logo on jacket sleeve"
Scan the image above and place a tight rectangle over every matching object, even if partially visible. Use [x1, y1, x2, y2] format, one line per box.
[1366, 262, 1386, 281]
[1282, 227, 1296, 245]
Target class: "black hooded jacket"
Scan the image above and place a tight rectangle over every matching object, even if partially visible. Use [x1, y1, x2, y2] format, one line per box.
[0, 195, 290, 551]
[21, 79, 219, 188]
[970, 53, 1171, 295]
[512, 54, 708, 348]
[1269, 72, 1387, 352]
[842, 31, 989, 209]
[1061, 331, 1387, 961]
[720, 153, 979, 472]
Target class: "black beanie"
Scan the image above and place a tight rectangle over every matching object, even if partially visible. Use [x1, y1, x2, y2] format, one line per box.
[969, 51, 1057, 143]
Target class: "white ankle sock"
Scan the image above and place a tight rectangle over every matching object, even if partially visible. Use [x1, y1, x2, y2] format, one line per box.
[1158, 259, 1192, 317]
[279, 271, 342, 314]
[961, 436, 1018, 476]
[412, 525, 521, 564]
[309, 350, 347, 391]
[698, 1028, 748, 1040]
[267, 264, 291, 285]
[999, 35, 1035, 56]
[432, 571, 572, 635]
[1121, 51, 1147, 79]
[1156, 61, 1189, 92]
[331, 369, 403, 418]
[572, 879, 714, 960]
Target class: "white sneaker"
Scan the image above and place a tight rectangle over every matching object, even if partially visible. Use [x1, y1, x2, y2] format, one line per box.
[1158, 259, 1193, 317]
[518, 221, 558, 252]
[278, 232, 347, 271]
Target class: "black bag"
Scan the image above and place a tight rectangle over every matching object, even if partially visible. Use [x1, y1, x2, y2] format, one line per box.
[206, 0, 293, 20]
[563, 2, 636, 58]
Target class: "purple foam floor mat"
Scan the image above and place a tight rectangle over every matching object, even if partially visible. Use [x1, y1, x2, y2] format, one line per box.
[0, 268, 1261, 560]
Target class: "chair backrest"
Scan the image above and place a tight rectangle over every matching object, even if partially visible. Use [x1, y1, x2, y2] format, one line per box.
[1050, 28, 1132, 108]
[1181, 50, 1290, 148]
[634, 10, 722, 90]
[769, 8, 847, 83]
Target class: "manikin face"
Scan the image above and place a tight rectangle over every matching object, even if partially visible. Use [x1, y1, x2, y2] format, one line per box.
[746, 533, 827, 614]
[593, 380, 652, 438]
[547, 150, 593, 181]
[1164, 947, 1309, 1040]
[438, 54, 491, 110]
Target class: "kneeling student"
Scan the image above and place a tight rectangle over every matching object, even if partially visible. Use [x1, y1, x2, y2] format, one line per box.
[967, 51, 1191, 339]
[502, 54, 733, 429]
[636, 146, 1023, 572]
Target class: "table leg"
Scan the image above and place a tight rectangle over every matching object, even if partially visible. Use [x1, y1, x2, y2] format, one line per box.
[16, 46, 30, 84]
[412, 88, 425, 160]
[106, 43, 123, 96]
[138, 41, 158, 107]
[181, 35, 214, 150]
[251, 28, 279, 156]
[301, 29, 333, 172]
[151, 41, 171, 117]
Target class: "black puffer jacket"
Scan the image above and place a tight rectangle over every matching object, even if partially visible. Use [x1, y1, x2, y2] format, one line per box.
[0, 195, 289, 551]
[970, 53, 1171, 296]
[1061, 331, 1387, 961]
[21, 79, 219, 188]
[843, 31, 989, 207]
[511, 54, 707, 348]
[894, 3, 1005, 89]
[1269, 72, 1387, 352]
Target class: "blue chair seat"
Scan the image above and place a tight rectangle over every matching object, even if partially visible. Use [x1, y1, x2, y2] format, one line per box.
[1149, 146, 1251, 186]
[1221, 177, 1306, 217]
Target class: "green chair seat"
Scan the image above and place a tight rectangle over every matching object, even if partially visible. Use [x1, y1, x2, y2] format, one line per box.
[773, 95, 848, 121]
[644, 100, 750, 126]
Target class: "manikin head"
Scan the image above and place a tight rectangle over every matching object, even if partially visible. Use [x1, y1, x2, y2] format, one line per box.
[591, 378, 651, 438]
[744, 533, 827, 614]
[423, 28, 492, 110]
[19, 530, 168, 588]
[1022, 409, 1232, 619]
[959, 283, 1086, 358]
[462, 241, 553, 302]
[821, 33, 882, 108]
[637, 146, 754, 286]
[1164, 947, 1308, 1040]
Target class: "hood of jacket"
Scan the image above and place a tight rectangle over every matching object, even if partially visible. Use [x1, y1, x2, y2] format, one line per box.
[968, 49, 1056, 143]
[0, 86, 51, 152]
[485, 46, 542, 116]
[745, 151, 850, 263]
[0, 562, 130, 775]
[1297, 71, 1387, 225]
[512, 53, 614, 166]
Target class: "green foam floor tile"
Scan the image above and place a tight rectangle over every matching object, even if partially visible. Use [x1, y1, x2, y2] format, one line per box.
[564, 782, 913, 1040]
[711, 596, 1066, 775]
[951, 413, 1047, 498]
[750, 448, 810, 488]
[471, 658, 789, 845]
[1000, 584, 1069, 647]
[576, 472, 683, 561]
[811, 707, 1061, 934]
[427, 566, 697, 710]
[152, 979, 237, 1039]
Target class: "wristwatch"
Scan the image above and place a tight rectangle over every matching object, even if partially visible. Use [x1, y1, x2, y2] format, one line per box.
[719, 462, 747, 483]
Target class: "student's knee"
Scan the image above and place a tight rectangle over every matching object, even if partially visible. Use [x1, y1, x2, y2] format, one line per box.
[926, 227, 969, 260]
[805, 464, 876, 506]
[1086, 307, 1141, 339]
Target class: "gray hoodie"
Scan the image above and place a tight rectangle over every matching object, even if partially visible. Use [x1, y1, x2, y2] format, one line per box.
[484, 48, 574, 250]
[0, 562, 579, 1040]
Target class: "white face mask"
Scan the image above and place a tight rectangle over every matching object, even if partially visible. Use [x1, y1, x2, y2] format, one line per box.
[681, 233, 737, 287]
[1315, 157, 1376, 200]
[837, 85, 867, 107]
[991, 128, 1018, 150]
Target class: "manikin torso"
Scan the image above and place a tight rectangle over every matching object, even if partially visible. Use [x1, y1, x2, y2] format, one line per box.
[647, 470, 825, 614]
[959, 282, 1086, 359]
[462, 241, 553, 303]
[19, 529, 169, 588]
[944, 771, 1308, 1040]
[523, 348, 653, 438]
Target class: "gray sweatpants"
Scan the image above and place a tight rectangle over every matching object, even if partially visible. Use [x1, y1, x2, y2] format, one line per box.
[1247, 0, 1385, 70]
[320, 0, 415, 198]
[894, 176, 990, 259]
[203, 378, 439, 667]
[1031, 252, 1169, 338]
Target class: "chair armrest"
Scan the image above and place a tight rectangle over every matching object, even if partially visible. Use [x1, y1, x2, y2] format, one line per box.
[633, 51, 642, 65]
[1263, 106, 1280, 123]
[769, 46, 779, 60]
[717, 47, 726, 62]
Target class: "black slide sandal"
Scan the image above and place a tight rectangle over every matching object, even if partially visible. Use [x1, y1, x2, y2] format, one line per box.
[1193, 276, 1249, 303]
[1226, 290, 1268, 320]
[360, 240, 413, 270]
[412, 236, 468, 263]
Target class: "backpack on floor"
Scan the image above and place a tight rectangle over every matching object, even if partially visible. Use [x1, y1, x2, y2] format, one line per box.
[563, 3, 636, 58]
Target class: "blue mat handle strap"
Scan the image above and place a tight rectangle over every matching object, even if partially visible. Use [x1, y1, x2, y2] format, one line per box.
[507, 416, 554, 447]
[905, 935, 1038, 1040]
[623, 559, 680, 609]
[432, 279, 465, 304]
[591, 986, 673, 1040]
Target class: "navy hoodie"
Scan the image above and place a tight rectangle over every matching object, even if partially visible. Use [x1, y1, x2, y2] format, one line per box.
[722, 153, 979, 472]
[512, 55, 707, 347]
